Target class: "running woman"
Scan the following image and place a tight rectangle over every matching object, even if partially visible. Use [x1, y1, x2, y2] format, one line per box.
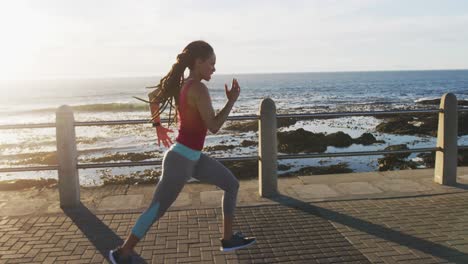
[109, 40, 256, 263]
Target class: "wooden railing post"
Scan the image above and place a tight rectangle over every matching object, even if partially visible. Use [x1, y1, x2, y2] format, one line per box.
[434, 93, 458, 185]
[56, 105, 80, 207]
[258, 98, 278, 197]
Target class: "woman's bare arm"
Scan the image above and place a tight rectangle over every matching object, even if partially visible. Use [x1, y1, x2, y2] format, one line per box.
[193, 79, 240, 134]
[148, 90, 173, 147]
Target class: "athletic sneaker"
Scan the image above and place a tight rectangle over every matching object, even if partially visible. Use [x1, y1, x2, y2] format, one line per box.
[220, 231, 256, 252]
[109, 247, 132, 264]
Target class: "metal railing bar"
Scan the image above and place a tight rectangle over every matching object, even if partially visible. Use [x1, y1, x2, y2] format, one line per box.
[278, 147, 440, 160]
[74, 115, 260, 127]
[226, 115, 260, 121]
[75, 120, 153, 126]
[216, 156, 259, 162]
[0, 165, 59, 173]
[77, 160, 161, 169]
[0, 156, 259, 172]
[277, 109, 442, 119]
[76, 155, 259, 169]
[0, 123, 56, 129]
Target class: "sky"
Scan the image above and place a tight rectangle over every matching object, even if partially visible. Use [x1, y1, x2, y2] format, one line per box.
[0, 0, 467, 80]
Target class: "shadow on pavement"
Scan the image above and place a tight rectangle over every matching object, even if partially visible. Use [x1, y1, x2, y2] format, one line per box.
[453, 182, 468, 190]
[268, 194, 468, 264]
[62, 203, 148, 264]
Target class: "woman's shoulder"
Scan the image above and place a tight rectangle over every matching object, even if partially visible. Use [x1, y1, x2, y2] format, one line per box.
[183, 81, 209, 108]
[186, 81, 208, 97]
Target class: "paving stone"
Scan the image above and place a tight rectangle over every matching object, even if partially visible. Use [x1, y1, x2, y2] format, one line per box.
[374, 179, 432, 192]
[0, 202, 373, 263]
[318, 192, 468, 263]
[97, 195, 143, 211]
[200, 190, 224, 205]
[334, 182, 383, 195]
[172, 192, 192, 207]
[1, 174, 468, 263]
[46, 202, 62, 214]
[0, 199, 47, 216]
[291, 184, 340, 199]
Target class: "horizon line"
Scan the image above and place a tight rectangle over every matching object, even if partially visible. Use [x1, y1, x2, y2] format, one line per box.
[2, 68, 468, 82]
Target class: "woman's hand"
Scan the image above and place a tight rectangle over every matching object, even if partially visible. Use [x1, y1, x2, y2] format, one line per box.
[225, 78, 240, 103]
[155, 125, 173, 148]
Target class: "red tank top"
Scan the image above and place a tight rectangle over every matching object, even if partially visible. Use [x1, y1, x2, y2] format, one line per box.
[175, 80, 208, 150]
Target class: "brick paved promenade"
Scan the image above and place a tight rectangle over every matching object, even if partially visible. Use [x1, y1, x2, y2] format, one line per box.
[1, 168, 468, 263]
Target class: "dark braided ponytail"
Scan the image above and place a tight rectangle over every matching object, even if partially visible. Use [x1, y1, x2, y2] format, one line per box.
[148, 40, 214, 126]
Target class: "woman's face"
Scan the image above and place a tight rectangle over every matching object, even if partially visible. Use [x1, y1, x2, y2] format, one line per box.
[196, 53, 216, 81]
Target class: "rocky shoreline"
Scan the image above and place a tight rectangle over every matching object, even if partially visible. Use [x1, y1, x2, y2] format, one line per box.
[375, 112, 468, 137]
[278, 130, 384, 153]
[2, 98, 467, 189]
[376, 99, 468, 137]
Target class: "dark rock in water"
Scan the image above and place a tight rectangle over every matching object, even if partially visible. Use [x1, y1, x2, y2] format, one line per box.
[278, 164, 292, 171]
[384, 144, 411, 159]
[240, 140, 257, 147]
[102, 169, 161, 185]
[278, 128, 328, 153]
[376, 115, 437, 136]
[280, 163, 352, 177]
[278, 129, 384, 153]
[417, 152, 436, 168]
[224, 118, 298, 132]
[278, 118, 298, 129]
[224, 120, 258, 132]
[203, 145, 237, 151]
[221, 160, 258, 179]
[204, 141, 257, 151]
[378, 144, 418, 171]
[418, 149, 468, 167]
[221, 160, 352, 179]
[376, 112, 467, 136]
[354, 133, 385, 145]
[11, 151, 57, 166]
[378, 158, 418, 171]
[416, 99, 468, 106]
[87, 151, 157, 162]
[325, 131, 353, 147]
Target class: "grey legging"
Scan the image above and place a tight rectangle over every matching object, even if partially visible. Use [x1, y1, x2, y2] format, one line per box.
[131, 150, 240, 239]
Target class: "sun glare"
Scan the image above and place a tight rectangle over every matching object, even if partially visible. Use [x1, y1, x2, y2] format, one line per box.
[0, 2, 47, 81]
